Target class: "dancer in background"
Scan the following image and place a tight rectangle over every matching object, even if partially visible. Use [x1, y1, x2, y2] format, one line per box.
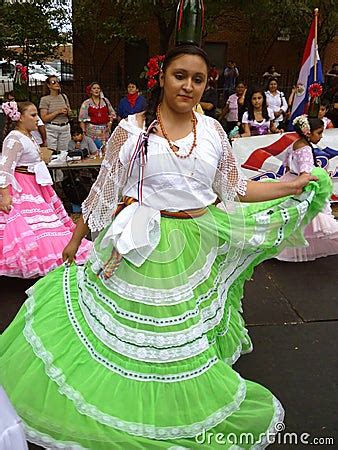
[277, 115, 338, 262]
[79, 82, 116, 149]
[0, 101, 91, 278]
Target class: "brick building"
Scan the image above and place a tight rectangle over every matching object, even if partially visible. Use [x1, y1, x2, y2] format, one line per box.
[72, 5, 337, 108]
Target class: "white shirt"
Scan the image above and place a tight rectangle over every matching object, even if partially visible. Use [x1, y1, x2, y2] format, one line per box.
[265, 90, 288, 123]
[119, 114, 222, 211]
[99, 114, 243, 267]
[242, 108, 275, 135]
[0, 130, 52, 190]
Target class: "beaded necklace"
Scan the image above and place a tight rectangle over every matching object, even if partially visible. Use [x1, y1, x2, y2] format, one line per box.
[156, 104, 197, 159]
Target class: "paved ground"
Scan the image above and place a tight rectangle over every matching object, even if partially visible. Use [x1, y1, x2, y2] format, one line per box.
[1, 256, 337, 449]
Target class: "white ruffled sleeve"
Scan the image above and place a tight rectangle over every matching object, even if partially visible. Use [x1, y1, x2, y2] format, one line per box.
[82, 125, 129, 232]
[212, 120, 247, 201]
[0, 135, 23, 192]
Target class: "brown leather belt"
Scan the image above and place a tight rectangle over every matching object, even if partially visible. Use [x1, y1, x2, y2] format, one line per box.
[114, 196, 208, 219]
[15, 166, 34, 175]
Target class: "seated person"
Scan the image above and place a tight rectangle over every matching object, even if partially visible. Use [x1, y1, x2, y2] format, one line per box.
[68, 124, 98, 155]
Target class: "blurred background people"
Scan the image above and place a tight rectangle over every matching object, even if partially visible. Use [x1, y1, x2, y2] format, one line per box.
[208, 64, 219, 89]
[117, 81, 147, 120]
[265, 77, 288, 129]
[223, 60, 239, 102]
[200, 79, 218, 118]
[39, 76, 72, 153]
[241, 88, 277, 137]
[318, 98, 334, 129]
[78, 81, 116, 149]
[219, 81, 247, 134]
[262, 65, 281, 79]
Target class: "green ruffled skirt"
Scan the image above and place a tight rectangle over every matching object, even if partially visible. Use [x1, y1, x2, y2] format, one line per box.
[0, 169, 331, 449]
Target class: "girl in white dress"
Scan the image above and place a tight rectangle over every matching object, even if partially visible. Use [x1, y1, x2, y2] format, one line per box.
[277, 115, 338, 261]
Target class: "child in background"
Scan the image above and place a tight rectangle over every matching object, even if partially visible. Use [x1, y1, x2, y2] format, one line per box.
[68, 124, 98, 155]
[65, 125, 98, 214]
[277, 115, 338, 262]
[318, 99, 334, 129]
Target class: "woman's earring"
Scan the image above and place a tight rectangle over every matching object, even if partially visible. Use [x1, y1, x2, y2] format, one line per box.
[159, 71, 164, 88]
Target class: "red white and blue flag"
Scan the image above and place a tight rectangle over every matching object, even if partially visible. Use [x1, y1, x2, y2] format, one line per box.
[288, 17, 324, 129]
[233, 130, 338, 201]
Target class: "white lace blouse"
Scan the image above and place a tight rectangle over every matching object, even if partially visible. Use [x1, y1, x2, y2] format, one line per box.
[0, 130, 52, 190]
[82, 113, 248, 266]
[83, 113, 247, 232]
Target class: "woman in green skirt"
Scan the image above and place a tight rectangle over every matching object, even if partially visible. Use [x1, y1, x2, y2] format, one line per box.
[0, 45, 331, 449]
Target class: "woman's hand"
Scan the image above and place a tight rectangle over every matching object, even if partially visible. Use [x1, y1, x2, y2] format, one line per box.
[62, 239, 81, 265]
[0, 194, 12, 214]
[290, 173, 318, 195]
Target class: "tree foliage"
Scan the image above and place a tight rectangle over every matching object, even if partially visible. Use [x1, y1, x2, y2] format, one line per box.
[0, 0, 70, 64]
[237, 0, 338, 68]
[102, 0, 337, 59]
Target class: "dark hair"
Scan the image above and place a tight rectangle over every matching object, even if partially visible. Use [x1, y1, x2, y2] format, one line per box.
[294, 117, 324, 167]
[71, 124, 84, 136]
[3, 101, 35, 138]
[89, 81, 101, 90]
[320, 98, 330, 110]
[144, 44, 210, 130]
[246, 87, 269, 121]
[127, 80, 139, 89]
[235, 80, 246, 88]
[266, 77, 279, 91]
[43, 76, 60, 95]
[4, 91, 15, 101]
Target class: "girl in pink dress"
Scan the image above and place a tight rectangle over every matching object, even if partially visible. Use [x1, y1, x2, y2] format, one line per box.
[0, 101, 92, 278]
[277, 115, 338, 262]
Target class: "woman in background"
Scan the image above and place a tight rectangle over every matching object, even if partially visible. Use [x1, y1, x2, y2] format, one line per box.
[39, 76, 72, 153]
[241, 88, 278, 137]
[265, 77, 288, 129]
[79, 81, 116, 149]
[117, 80, 147, 120]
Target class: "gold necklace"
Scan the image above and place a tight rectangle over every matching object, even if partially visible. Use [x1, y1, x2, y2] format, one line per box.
[156, 104, 197, 159]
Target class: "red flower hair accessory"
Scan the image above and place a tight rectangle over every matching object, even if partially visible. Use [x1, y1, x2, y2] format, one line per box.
[308, 83, 323, 98]
[141, 54, 165, 91]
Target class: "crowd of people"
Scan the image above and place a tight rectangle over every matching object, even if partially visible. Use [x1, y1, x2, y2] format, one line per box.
[0, 47, 337, 449]
[200, 61, 337, 138]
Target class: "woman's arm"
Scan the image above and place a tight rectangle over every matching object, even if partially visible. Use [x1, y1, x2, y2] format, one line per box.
[240, 122, 251, 137]
[62, 216, 90, 263]
[0, 187, 12, 214]
[239, 173, 317, 202]
[270, 121, 280, 133]
[40, 108, 66, 123]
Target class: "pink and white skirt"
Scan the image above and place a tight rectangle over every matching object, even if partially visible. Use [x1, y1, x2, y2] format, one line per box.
[277, 172, 338, 262]
[0, 172, 92, 278]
